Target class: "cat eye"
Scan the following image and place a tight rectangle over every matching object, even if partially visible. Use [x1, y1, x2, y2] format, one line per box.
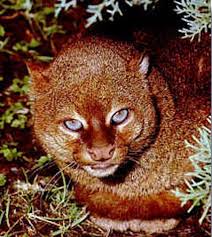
[64, 119, 83, 132]
[111, 109, 129, 125]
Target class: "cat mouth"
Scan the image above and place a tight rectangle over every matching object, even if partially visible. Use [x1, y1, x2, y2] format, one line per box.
[83, 164, 119, 178]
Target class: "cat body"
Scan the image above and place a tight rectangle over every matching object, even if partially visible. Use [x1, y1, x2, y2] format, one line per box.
[27, 37, 209, 233]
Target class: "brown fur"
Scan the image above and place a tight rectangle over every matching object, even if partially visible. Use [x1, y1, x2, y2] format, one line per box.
[75, 185, 190, 220]
[27, 36, 210, 233]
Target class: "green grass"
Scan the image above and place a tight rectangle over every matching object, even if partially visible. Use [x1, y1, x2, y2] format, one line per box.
[0, 102, 29, 129]
[0, 143, 23, 161]
[0, 167, 89, 236]
[0, 174, 7, 187]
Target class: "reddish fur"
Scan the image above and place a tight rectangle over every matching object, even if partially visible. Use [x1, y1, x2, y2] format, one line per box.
[81, 103, 115, 148]
[75, 185, 189, 220]
[27, 36, 210, 232]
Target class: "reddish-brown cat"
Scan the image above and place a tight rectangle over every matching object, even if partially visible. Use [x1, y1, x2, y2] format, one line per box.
[27, 37, 209, 233]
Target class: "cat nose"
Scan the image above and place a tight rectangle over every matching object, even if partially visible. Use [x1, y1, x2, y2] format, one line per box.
[87, 145, 115, 162]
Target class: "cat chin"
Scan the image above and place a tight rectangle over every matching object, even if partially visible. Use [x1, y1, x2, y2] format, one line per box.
[83, 165, 119, 178]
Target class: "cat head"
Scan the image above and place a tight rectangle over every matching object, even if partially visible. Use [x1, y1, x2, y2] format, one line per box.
[27, 37, 164, 178]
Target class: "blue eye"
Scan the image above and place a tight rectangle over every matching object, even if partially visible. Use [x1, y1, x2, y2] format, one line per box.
[111, 109, 129, 125]
[64, 119, 83, 132]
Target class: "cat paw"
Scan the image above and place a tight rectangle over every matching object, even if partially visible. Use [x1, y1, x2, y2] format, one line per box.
[90, 216, 179, 234]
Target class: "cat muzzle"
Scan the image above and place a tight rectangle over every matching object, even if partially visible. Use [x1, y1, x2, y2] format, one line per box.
[83, 164, 119, 178]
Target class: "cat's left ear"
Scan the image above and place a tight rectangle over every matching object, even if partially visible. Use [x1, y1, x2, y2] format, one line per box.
[26, 61, 51, 98]
[138, 54, 150, 76]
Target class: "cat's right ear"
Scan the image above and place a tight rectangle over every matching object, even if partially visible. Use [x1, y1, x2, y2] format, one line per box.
[26, 61, 51, 97]
[138, 54, 150, 76]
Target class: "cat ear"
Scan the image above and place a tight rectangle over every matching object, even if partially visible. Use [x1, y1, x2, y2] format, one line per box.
[26, 61, 51, 97]
[138, 54, 150, 76]
[128, 53, 150, 76]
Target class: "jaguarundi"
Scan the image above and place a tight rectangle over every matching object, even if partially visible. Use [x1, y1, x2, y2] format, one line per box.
[27, 36, 210, 233]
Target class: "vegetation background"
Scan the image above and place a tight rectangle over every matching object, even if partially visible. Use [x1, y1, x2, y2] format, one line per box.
[0, 0, 211, 236]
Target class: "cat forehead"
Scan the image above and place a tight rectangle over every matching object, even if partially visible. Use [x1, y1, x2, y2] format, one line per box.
[33, 37, 148, 111]
[53, 85, 132, 111]
[50, 50, 127, 85]
[48, 38, 140, 83]
[42, 79, 135, 121]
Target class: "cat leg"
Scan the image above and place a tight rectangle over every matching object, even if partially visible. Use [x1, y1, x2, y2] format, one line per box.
[90, 216, 179, 234]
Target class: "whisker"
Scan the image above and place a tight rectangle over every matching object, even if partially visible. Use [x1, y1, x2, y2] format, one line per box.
[39, 161, 77, 208]
[29, 160, 56, 179]
[44, 161, 76, 191]
[126, 156, 141, 165]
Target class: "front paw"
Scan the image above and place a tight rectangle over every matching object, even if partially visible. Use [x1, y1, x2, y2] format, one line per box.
[90, 216, 180, 234]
